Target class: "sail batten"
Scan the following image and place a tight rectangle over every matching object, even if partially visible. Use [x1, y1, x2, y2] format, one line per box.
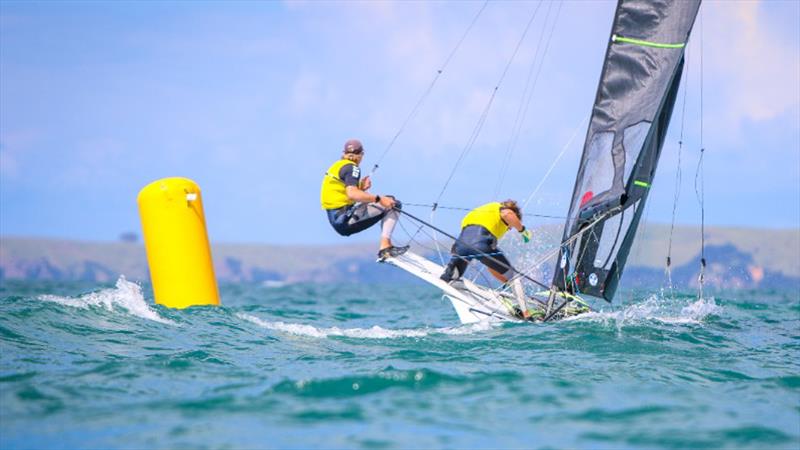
[612, 34, 686, 49]
[553, 0, 701, 301]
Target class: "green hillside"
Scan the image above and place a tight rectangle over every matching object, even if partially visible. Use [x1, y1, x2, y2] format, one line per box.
[1, 224, 797, 283]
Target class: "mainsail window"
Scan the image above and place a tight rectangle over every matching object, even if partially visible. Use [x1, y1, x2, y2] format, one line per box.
[593, 201, 638, 269]
[577, 131, 615, 207]
[622, 121, 651, 183]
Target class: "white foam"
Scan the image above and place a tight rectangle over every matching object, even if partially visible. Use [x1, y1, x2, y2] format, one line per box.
[566, 295, 721, 325]
[679, 296, 722, 320]
[237, 313, 494, 339]
[39, 276, 174, 325]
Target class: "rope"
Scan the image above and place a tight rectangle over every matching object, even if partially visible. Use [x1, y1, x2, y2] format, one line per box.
[432, 2, 544, 206]
[401, 218, 500, 289]
[521, 115, 588, 211]
[394, 206, 619, 315]
[493, 0, 562, 198]
[666, 43, 691, 295]
[369, 1, 489, 178]
[429, 207, 448, 266]
[364, 1, 490, 263]
[400, 202, 565, 219]
[396, 219, 522, 318]
[503, 205, 623, 290]
[396, 208, 551, 295]
[694, 9, 706, 299]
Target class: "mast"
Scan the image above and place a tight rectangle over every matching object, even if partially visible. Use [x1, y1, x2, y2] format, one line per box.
[552, 0, 701, 301]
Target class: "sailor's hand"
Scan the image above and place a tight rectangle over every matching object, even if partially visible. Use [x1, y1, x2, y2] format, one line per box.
[378, 195, 396, 209]
[360, 176, 372, 191]
[520, 227, 532, 243]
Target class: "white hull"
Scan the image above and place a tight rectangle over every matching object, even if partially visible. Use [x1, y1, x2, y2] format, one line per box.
[384, 251, 518, 324]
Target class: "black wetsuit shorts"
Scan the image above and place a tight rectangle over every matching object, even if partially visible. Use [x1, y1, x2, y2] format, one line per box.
[449, 225, 512, 276]
[326, 203, 388, 237]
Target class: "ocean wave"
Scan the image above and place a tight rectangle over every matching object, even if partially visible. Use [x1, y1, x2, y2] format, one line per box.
[38, 276, 174, 325]
[270, 367, 519, 399]
[237, 313, 494, 339]
[567, 295, 721, 325]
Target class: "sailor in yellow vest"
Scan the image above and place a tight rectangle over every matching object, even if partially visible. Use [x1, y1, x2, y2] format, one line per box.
[321, 139, 409, 260]
[440, 200, 533, 318]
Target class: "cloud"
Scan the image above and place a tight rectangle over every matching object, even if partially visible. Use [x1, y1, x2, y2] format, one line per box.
[284, 2, 551, 148]
[0, 130, 40, 179]
[704, 1, 800, 124]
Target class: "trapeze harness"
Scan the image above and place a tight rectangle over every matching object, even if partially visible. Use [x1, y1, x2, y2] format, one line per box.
[320, 159, 394, 236]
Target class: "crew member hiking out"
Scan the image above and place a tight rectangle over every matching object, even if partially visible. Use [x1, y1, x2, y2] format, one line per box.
[440, 200, 533, 319]
[320, 139, 409, 260]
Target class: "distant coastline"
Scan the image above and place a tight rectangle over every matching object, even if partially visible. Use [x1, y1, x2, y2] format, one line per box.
[1, 224, 798, 290]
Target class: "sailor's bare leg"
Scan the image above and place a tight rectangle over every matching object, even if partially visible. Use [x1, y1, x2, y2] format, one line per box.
[488, 268, 508, 283]
[488, 268, 530, 319]
[379, 208, 400, 250]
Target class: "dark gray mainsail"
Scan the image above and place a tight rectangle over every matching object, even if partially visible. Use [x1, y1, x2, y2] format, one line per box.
[552, 0, 701, 301]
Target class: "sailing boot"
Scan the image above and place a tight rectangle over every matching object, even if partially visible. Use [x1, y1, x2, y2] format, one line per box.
[440, 261, 461, 283]
[377, 245, 410, 261]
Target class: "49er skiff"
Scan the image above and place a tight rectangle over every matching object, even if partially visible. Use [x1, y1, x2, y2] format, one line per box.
[383, 0, 701, 324]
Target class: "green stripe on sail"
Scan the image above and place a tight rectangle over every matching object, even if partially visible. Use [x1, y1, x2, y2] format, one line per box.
[634, 180, 650, 188]
[612, 34, 685, 49]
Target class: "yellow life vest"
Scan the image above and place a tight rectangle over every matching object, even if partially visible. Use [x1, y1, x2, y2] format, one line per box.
[461, 202, 508, 240]
[320, 159, 357, 210]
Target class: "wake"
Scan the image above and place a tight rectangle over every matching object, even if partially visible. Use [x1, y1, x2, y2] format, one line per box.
[566, 294, 721, 325]
[237, 313, 494, 339]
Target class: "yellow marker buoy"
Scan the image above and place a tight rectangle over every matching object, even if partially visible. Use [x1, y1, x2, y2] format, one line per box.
[137, 177, 220, 308]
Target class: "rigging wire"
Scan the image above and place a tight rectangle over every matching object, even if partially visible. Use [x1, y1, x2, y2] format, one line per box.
[369, 0, 489, 178]
[396, 208, 551, 295]
[425, 2, 550, 265]
[493, 0, 562, 198]
[399, 113, 586, 286]
[694, 9, 706, 300]
[396, 219, 521, 319]
[396, 198, 620, 310]
[400, 202, 565, 219]
[666, 40, 691, 297]
[508, 206, 622, 287]
[432, 2, 545, 207]
[372, 1, 490, 261]
[396, 218, 500, 290]
[521, 115, 588, 211]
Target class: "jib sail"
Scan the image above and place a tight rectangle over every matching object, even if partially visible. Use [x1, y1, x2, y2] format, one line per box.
[552, 0, 701, 301]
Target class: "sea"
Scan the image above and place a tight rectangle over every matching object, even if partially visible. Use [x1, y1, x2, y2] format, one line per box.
[1, 277, 798, 450]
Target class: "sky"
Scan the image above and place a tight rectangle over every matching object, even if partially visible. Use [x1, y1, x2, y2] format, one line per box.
[1, 0, 798, 245]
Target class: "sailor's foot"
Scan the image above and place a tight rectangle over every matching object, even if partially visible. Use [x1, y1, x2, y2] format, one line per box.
[440, 262, 460, 283]
[513, 306, 534, 321]
[448, 279, 466, 289]
[377, 245, 409, 261]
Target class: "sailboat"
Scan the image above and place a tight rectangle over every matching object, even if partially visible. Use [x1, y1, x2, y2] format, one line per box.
[386, 0, 702, 324]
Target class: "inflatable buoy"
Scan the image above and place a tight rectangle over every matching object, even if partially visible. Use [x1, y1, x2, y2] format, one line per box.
[137, 177, 220, 308]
